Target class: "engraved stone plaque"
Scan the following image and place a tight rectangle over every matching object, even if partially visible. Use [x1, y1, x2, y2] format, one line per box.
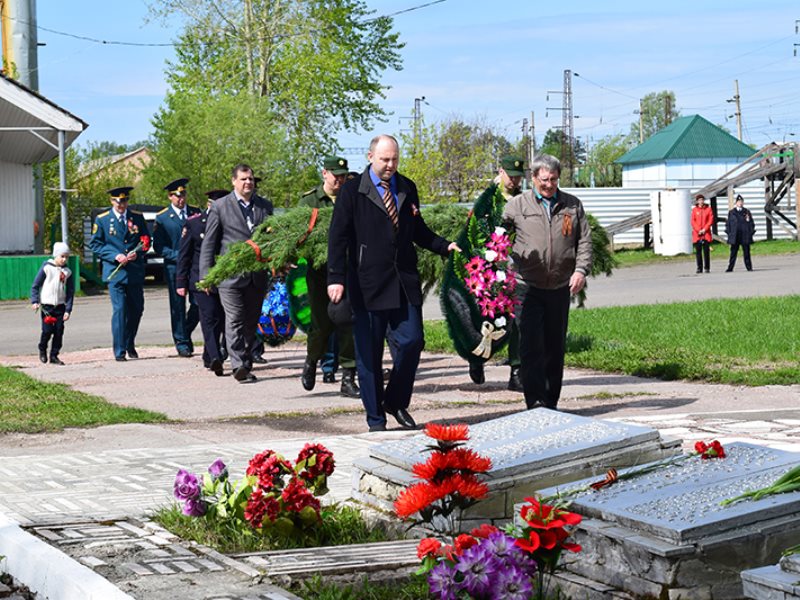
[369, 408, 662, 479]
[540, 442, 800, 543]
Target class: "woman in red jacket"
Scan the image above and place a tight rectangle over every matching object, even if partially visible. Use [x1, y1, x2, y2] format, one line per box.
[691, 194, 714, 273]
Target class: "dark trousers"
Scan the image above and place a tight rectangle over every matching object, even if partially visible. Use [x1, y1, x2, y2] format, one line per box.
[165, 264, 199, 352]
[306, 267, 355, 369]
[38, 304, 66, 358]
[194, 289, 225, 365]
[353, 302, 424, 427]
[727, 243, 752, 271]
[695, 241, 710, 271]
[108, 279, 144, 359]
[519, 285, 570, 409]
[218, 282, 265, 371]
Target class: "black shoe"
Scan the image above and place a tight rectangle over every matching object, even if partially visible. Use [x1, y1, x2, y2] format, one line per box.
[49, 356, 64, 365]
[696, 268, 702, 274]
[508, 366, 522, 392]
[746, 267, 753, 271]
[322, 372, 336, 384]
[725, 268, 733, 272]
[177, 348, 193, 358]
[386, 407, 416, 429]
[39, 351, 47, 364]
[469, 362, 485, 385]
[369, 424, 387, 432]
[301, 358, 316, 391]
[704, 268, 710, 273]
[116, 356, 127, 362]
[127, 348, 139, 359]
[234, 367, 256, 383]
[340, 368, 360, 398]
[251, 355, 267, 364]
[209, 358, 224, 377]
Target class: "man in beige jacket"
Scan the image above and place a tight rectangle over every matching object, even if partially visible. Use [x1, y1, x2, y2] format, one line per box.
[503, 154, 592, 409]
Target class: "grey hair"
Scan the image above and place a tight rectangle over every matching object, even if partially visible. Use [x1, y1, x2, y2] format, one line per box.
[530, 154, 561, 177]
[369, 134, 399, 153]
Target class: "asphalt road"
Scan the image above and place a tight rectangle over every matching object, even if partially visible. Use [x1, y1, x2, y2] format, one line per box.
[3, 252, 799, 356]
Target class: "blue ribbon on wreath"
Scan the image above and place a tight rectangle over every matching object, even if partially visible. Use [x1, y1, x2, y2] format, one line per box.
[256, 276, 296, 347]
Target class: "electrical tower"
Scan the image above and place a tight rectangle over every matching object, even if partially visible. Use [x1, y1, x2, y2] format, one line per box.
[561, 69, 574, 184]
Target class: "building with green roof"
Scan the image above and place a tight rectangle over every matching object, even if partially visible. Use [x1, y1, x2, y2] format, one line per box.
[616, 115, 754, 188]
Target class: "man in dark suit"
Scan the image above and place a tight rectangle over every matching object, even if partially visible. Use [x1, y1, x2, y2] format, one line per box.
[89, 186, 150, 362]
[199, 164, 273, 383]
[176, 189, 228, 376]
[153, 178, 201, 357]
[327, 134, 460, 431]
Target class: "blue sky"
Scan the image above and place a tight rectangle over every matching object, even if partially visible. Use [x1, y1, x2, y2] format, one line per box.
[31, 0, 800, 170]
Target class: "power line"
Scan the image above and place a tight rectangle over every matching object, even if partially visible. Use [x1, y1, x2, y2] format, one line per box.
[10, 0, 449, 48]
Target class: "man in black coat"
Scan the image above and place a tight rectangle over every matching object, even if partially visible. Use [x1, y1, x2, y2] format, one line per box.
[199, 164, 273, 383]
[725, 194, 756, 272]
[327, 134, 460, 432]
[176, 189, 228, 376]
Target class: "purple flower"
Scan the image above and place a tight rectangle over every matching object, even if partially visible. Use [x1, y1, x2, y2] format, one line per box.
[208, 458, 228, 481]
[182, 497, 208, 517]
[490, 565, 533, 600]
[456, 543, 497, 597]
[427, 561, 461, 600]
[173, 469, 201, 501]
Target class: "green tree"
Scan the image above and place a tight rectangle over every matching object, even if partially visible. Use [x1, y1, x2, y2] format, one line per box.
[574, 134, 628, 187]
[538, 128, 586, 185]
[628, 90, 680, 144]
[399, 116, 512, 203]
[146, 0, 404, 202]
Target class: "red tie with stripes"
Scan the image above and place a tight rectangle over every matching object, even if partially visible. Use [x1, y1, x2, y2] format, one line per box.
[379, 181, 398, 231]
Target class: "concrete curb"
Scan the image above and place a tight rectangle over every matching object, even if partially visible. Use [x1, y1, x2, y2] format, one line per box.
[0, 513, 132, 600]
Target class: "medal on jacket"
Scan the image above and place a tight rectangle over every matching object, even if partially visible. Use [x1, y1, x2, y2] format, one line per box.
[562, 214, 573, 237]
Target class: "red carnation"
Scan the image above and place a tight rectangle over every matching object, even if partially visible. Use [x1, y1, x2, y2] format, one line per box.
[416, 537, 442, 559]
[424, 423, 469, 443]
[140, 235, 151, 252]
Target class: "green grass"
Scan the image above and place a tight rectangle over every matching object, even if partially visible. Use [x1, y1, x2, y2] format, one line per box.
[294, 575, 429, 600]
[424, 295, 800, 386]
[613, 239, 800, 268]
[0, 365, 167, 433]
[154, 502, 392, 554]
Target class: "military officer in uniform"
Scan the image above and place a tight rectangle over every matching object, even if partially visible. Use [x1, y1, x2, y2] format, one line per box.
[467, 155, 525, 391]
[299, 156, 359, 398]
[176, 189, 228, 375]
[154, 178, 201, 357]
[89, 186, 150, 361]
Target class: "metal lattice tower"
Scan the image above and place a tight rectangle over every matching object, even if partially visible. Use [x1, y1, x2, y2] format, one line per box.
[561, 69, 574, 183]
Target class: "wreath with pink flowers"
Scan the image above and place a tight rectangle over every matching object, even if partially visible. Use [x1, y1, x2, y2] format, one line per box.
[440, 184, 520, 363]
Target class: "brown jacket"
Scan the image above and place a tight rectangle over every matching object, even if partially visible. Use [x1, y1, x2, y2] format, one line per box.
[503, 189, 592, 290]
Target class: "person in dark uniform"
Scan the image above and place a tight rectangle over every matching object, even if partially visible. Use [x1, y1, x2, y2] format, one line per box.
[299, 156, 359, 398]
[466, 155, 525, 391]
[725, 194, 756, 272]
[153, 178, 201, 357]
[250, 176, 267, 365]
[176, 189, 228, 375]
[89, 186, 150, 361]
[327, 135, 460, 432]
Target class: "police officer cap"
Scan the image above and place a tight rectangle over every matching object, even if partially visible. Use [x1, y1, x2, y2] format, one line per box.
[327, 297, 354, 327]
[500, 156, 525, 177]
[204, 189, 228, 201]
[323, 156, 349, 175]
[164, 178, 189, 195]
[108, 186, 134, 200]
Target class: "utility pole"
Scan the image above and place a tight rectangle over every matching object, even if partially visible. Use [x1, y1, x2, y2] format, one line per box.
[639, 99, 644, 144]
[413, 96, 425, 151]
[727, 79, 742, 141]
[562, 69, 574, 184]
[530, 110, 536, 155]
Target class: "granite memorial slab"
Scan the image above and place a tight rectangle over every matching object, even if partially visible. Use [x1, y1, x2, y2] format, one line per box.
[352, 408, 680, 529]
[741, 552, 800, 599]
[535, 442, 800, 599]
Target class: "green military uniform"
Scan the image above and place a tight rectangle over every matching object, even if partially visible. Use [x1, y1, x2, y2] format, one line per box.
[299, 175, 356, 372]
